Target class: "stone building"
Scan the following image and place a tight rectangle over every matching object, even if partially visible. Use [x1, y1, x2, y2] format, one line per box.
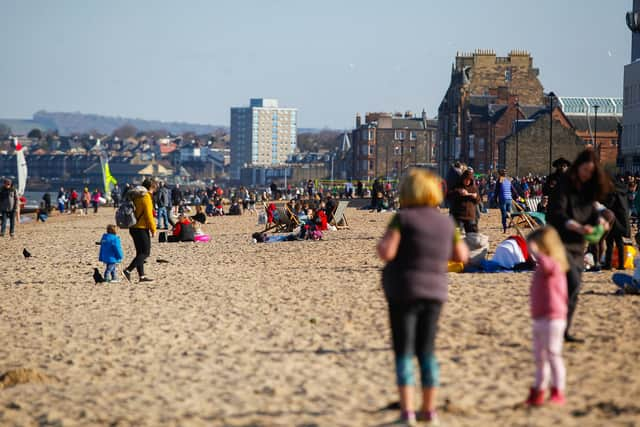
[437, 50, 545, 176]
[351, 111, 437, 181]
[499, 109, 585, 176]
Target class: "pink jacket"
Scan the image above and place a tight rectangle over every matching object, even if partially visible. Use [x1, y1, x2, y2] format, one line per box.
[530, 254, 568, 320]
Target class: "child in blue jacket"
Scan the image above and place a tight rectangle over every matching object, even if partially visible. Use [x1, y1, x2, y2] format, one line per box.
[99, 224, 124, 282]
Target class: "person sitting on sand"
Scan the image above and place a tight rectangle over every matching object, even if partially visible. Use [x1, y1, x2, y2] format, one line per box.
[168, 214, 195, 242]
[191, 205, 206, 225]
[537, 195, 549, 214]
[377, 168, 469, 426]
[525, 227, 569, 406]
[205, 201, 215, 217]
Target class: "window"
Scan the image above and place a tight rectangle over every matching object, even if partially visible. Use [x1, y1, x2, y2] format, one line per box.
[369, 145, 375, 155]
[395, 130, 405, 140]
[410, 131, 417, 141]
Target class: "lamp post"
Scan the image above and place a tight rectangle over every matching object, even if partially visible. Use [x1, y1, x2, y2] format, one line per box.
[514, 102, 520, 178]
[593, 104, 600, 159]
[547, 92, 556, 174]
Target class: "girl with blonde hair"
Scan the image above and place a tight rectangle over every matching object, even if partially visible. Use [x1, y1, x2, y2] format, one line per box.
[525, 226, 569, 406]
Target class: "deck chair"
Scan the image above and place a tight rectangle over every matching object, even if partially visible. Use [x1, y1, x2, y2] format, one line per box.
[525, 196, 541, 213]
[330, 201, 350, 229]
[509, 199, 545, 237]
[265, 207, 298, 233]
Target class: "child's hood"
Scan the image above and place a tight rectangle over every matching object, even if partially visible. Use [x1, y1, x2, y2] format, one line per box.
[101, 233, 120, 244]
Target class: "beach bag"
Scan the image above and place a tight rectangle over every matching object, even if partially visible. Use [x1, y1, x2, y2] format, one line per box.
[115, 199, 138, 229]
[613, 245, 636, 270]
[465, 233, 489, 266]
[448, 261, 464, 273]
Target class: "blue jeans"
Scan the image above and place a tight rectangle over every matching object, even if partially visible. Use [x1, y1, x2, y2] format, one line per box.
[104, 263, 117, 281]
[1, 211, 16, 236]
[499, 199, 512, 231]
[156, 207, 169, 229]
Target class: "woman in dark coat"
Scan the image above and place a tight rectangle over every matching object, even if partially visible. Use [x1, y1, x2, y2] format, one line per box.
[547, 149, 611, 343]
[450, 170, 479, 233]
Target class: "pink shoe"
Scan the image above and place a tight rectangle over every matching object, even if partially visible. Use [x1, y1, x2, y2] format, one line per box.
[549, 387, 565, 405]
[526, 387, 545, 406]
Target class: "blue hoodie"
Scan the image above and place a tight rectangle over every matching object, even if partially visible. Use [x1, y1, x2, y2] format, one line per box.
[99, 233, 124, 264]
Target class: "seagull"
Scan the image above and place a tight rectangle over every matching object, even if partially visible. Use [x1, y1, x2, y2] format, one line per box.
[22, 248, 32, 258]
[93, 268, 105, 284]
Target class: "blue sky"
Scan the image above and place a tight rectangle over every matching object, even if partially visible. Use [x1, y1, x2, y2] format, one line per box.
[0, 0, 632, 129]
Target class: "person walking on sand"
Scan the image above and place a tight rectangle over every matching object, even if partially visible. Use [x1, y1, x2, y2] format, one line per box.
[81, 188, 91, 215]
[492, 169, 519, 233]
[91, 189, 101, 214]
[525, 227, 569, 406]
[123, 179, 157, 283]
[547, 149, 611, 343]
[377, 169, 469, 426]
[99, 224, 124, 283]
[0, 178, 19, 238]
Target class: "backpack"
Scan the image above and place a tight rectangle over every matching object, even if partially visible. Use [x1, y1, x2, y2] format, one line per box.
[115, 199, 138, 229]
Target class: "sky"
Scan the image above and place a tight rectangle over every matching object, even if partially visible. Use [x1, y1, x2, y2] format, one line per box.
[0, 0, 633, 129]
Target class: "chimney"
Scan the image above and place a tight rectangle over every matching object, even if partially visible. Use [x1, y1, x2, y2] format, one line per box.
[355, 113, 361, 128]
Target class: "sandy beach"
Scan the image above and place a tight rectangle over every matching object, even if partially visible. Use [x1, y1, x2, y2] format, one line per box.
[1, 206, 639, 427]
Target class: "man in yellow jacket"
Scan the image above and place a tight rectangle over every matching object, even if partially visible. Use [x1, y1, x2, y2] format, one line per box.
[123, 179, 157, 283]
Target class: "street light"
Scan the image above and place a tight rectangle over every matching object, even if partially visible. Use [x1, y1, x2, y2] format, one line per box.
[593, 104, 600, 159]
[547, 91, 556, 174]
[514, 102, 520, 178]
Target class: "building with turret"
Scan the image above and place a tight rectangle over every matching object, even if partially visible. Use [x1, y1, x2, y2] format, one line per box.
[437, 50, 545, 175]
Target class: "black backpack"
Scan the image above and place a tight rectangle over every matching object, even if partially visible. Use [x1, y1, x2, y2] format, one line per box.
[115, 199, 138, 228]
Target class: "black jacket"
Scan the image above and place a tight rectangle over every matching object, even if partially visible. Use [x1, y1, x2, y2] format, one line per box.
[605, 182, 631, 238]
[547, 175, 599, 256]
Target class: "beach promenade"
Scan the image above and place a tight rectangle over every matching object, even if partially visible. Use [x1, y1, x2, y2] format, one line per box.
[0, 208, 638, 426]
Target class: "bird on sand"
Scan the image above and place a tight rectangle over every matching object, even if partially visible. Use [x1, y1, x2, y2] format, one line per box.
[22, 248, 32, 258]
[93, 268, 105, 284]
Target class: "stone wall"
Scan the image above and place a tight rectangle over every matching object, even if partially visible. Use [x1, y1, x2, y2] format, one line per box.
[500, 115, 585, 176]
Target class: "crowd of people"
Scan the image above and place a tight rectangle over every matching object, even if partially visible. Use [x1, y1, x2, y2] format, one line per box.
[375, 148, 640, 425]
[4, 149, 639, 425]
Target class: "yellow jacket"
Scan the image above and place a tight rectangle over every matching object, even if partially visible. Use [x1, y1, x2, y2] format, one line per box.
[129, 187, 157, 234]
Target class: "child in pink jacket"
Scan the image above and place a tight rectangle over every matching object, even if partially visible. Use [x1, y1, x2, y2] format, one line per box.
[526, 226, 569, 406]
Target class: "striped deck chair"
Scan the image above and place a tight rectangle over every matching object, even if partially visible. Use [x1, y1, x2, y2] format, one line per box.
[330, 201, 350, 229]
[509, 199, 545, 237]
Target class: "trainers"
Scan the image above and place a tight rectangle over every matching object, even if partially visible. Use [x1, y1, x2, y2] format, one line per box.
[395, 411, 416, 427]
[419, 410, 440, 426]
[139, 277, 154, 283]
[549, 387, 566, 405]
[526, 387, 545, 406]
[123, 270, 131, 282]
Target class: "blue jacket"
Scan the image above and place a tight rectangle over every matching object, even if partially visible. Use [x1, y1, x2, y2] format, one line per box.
[99, 233, 124, 264]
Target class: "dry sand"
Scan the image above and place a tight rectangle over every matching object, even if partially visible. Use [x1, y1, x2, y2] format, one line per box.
[0, 206, 639, 427]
